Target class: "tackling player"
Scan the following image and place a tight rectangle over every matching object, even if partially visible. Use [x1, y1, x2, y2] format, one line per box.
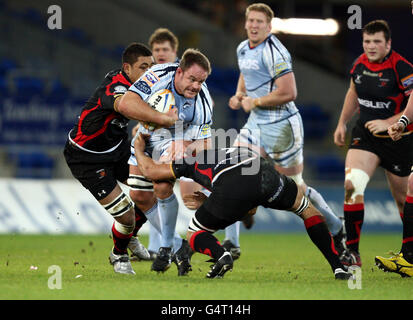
[133, 133, 353, 280]
[334, 20, 413, 267]
[63, 43, 177, 275]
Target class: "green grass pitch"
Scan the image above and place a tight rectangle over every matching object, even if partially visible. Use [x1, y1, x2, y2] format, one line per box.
[0, 233, 411, 300]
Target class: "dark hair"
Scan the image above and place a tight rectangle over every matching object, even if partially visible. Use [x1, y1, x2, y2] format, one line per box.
[362, 20, 391, 41]
[179, 48, 211, 75]
[149, 28, 179, 51]
[122, 42, 152, 65]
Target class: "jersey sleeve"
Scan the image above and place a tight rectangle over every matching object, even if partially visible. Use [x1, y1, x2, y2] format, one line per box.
[171, 160, 193, 180]
[101, 79, 129, 111]
[396, 59, 413, 95]
[262, 36, 293, 80]
[128, 69, 163, 101]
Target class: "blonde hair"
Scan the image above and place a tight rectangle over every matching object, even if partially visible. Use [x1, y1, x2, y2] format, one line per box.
[245, 3, 274, 23]
[148, 28, 179, 51]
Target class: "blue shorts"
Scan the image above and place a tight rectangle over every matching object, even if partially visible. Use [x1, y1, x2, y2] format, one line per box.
[236, 113, 304, 168]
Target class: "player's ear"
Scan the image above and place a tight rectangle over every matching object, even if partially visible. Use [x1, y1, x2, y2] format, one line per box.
[122, 62, 131, 76]
[386, 39, 392, 51]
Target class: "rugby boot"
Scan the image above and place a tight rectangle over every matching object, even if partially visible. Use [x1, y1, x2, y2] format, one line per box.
[128, 236, 151, 261]
[109, 250, 136, 275]
[206, 251, 233, 279]
[222, 239, 241, 261]
[375, 252, 413, 278]
[151, 247, 172, 272]
[173, 240, 193, 276]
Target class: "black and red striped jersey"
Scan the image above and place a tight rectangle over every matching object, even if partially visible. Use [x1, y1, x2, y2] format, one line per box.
[68, 69, 132, 153]
[171, 147, 259, 190]
[350, 50, 413, 127]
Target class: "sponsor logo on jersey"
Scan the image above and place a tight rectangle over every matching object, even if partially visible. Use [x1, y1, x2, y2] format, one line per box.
[358, 98, 391, 109]
[134, 80, 151, 94]
[355, 75, 362, 84]
[199, 124, 211, 138]
[275, 62, 288, 75]
[114, 85, 127, 94]
[143, 71, 160, 87]
[401, 74, 413, 89]
[239, 59, 260, 70]
[363, 70, 383, 77]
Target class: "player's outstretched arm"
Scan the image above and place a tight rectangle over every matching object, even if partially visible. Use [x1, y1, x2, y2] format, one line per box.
[228, 74, 247, 110]
[118, 91, 177, 127]
[334, 79, 359, 147]
[134, 134, 176, 181]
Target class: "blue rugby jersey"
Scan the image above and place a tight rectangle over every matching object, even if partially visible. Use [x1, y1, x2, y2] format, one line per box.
[237, 34, 298, 124]
[128, 62, 213, 159]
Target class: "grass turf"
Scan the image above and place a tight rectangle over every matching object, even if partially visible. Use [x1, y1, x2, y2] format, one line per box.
[0, 233, 411, 300]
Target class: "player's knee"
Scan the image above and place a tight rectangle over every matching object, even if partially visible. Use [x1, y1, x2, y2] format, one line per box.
[129, 189, 155, 211]
[344, 168, 369, 204]
[291, 188, 310, 216]
[289, 172, 306, 191]
[154, 181, 174, 199]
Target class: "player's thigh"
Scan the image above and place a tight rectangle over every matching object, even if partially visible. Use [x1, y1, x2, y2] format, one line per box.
[179, 178, 203, 197]
[189, 202, 236, 234]
[260, 115, 304, 168]
[345, 148, 379, 177]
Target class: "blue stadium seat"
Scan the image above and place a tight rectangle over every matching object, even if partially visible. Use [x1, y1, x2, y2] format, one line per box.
[298, 104, 331, 140]
[306, 154, 344, 181]
[13, 76, 44, 103]
[207, 67, 238, 96]
[0, 75, 10, 99]
[22, 8, 44, 25]
[44, 80, 71, 104]
[64, 27, 91, 46]
[0, 57, 18, 76]
[10, 151, 55, 179]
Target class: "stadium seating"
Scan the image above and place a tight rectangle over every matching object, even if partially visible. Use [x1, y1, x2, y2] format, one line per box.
[306, 154, 345, 181]
[298, 104, 331, 140]
[8, 151, 55, 179]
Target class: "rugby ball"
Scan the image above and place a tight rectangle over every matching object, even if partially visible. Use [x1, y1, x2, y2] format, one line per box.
[144, 89, 175, 130]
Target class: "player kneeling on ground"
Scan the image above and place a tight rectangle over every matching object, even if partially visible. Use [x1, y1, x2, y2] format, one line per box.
[134, 134, 352, 280]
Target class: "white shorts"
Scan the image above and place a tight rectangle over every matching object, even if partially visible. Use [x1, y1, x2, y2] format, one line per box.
[236, 113, 304, 168]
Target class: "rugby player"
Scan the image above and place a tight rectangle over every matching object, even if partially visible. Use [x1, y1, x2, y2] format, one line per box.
[133, 133, 353, 280]
[64, 43, 177, 275]
[228, 3, 345, 258]
[334, 20, 413, 267]
[120, 48, 213, 276]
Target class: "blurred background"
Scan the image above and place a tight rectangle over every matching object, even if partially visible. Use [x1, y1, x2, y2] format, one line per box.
[0, 0, 411, 233]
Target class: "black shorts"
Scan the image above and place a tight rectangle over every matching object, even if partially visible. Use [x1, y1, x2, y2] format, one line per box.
[349, 122, 413, 177]
[63, 141, 130, 200]
[193, 158, 298, 232]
